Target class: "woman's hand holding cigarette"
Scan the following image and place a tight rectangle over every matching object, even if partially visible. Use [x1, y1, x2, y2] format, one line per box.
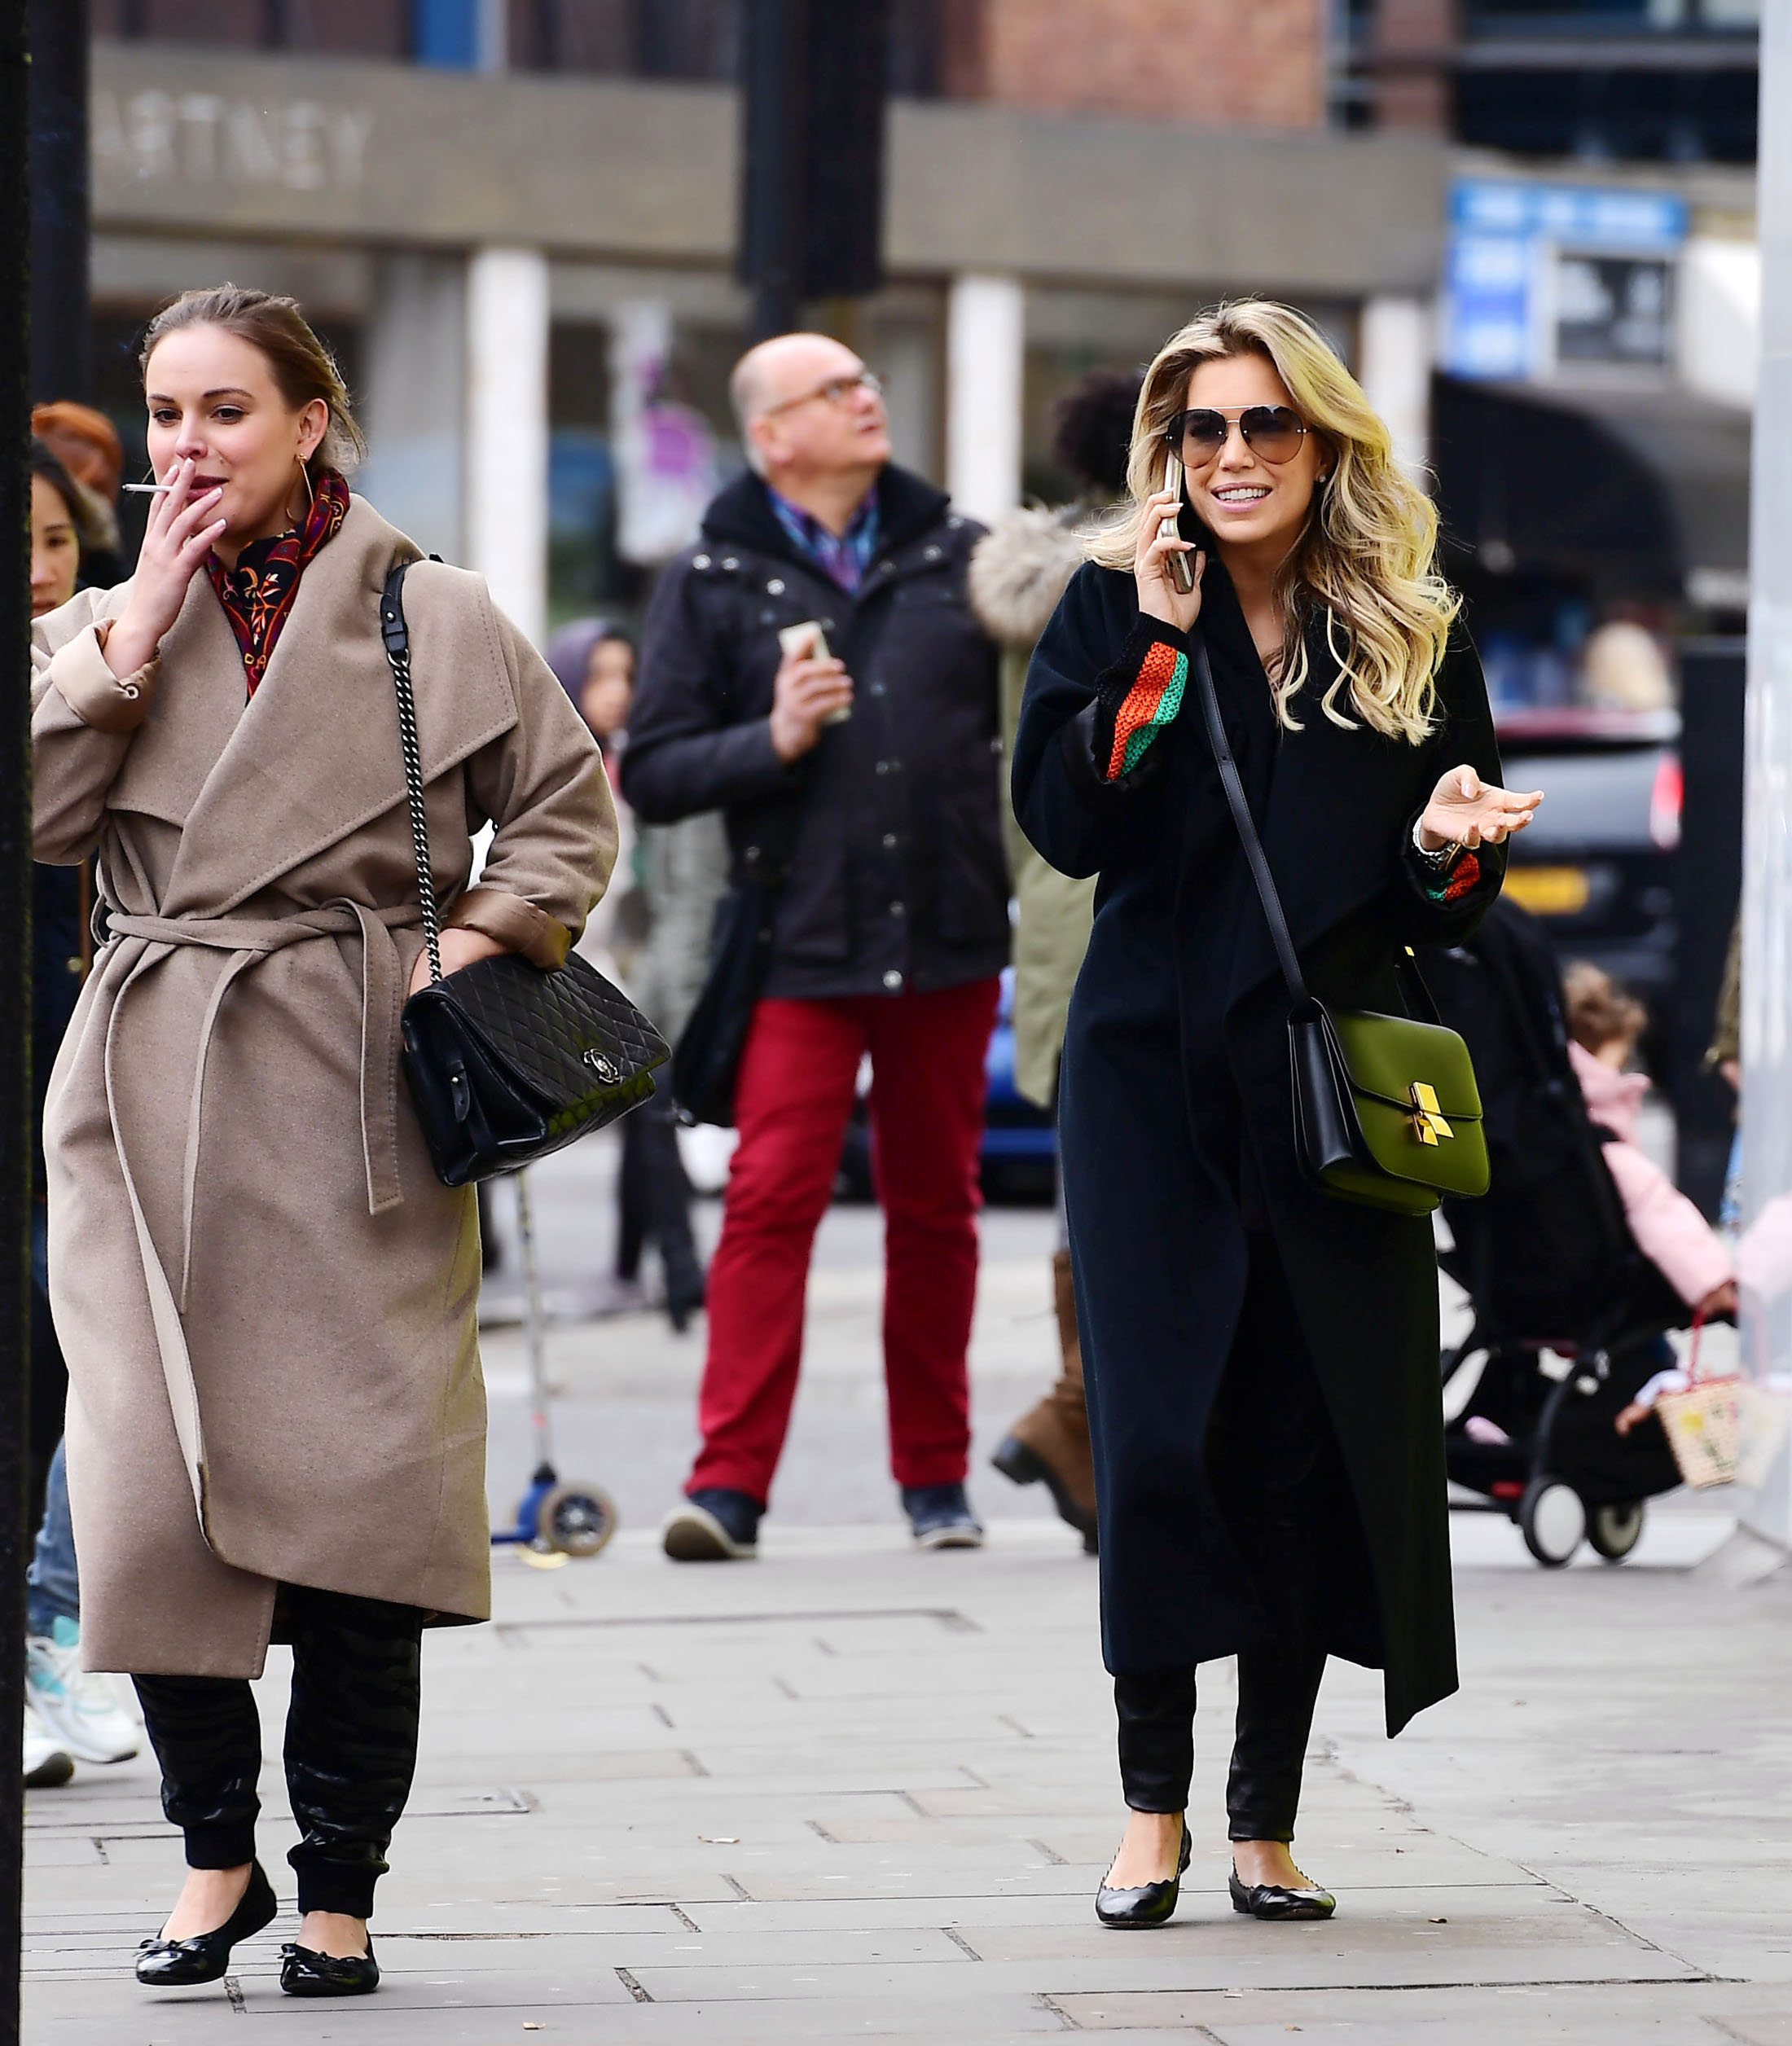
[103, 458, 227, 680]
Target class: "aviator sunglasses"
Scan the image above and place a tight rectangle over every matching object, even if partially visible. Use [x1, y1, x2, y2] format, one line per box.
[1163, 404, 1310, 466]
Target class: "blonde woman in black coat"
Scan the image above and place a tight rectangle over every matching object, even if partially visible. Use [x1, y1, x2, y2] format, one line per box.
[1012, 301, 1541, 1927]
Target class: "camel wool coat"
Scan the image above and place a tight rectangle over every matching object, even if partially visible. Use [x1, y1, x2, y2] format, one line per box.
[31, 497, 616, 1678]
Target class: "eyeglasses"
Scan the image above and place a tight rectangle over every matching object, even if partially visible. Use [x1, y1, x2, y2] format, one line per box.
[759, 368, 885, 420]
[1163, 404, 1310, 466]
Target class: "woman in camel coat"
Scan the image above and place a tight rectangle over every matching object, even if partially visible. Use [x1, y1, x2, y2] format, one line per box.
[31, 286, 614, 1996]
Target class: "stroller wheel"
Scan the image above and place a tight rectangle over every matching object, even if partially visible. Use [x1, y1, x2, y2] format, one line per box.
[536, 1482, 618, 1558]
[1519, 1479, 1584, 1568]
[1587, 1499, 1645, 1563]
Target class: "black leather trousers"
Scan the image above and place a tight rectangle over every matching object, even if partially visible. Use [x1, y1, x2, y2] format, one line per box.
[1115, 1645, 1327, 1841]
[1113, 1232, 1355, 1842]
[134, 1585, 424, 1920]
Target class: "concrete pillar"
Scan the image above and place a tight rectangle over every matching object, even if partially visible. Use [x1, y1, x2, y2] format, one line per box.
[1359, 294, 1433, 483]
[465, 244, 549, 648]
[1738, 0, 1792, 1552]
[356, 252, 466, 564]
[946, 272, 1024, 525]
[873, 316, 942, 483]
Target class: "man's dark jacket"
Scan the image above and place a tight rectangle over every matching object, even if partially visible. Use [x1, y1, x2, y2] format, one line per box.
[623, 463, 1009, 1002]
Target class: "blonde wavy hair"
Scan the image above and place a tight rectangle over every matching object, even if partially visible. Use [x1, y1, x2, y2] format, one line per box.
[1087, 300, 1459, 745]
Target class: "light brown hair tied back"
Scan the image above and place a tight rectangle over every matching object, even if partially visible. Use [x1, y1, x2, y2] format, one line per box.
[140, 284, 367, 481]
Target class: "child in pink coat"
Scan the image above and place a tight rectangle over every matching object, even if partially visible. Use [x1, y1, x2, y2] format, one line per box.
[1561, 964, 1736, 1434]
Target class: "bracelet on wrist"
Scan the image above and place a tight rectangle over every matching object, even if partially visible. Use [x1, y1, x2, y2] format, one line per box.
[1412, 818, 1465, 869]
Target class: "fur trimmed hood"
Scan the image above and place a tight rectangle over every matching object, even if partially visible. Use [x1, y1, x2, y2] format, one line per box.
[968, 503, 1090, 648]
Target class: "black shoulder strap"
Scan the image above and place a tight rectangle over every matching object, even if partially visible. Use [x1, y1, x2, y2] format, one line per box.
[1191, 631, 1307, 1004]
[380, 560, 443, 985]
[1195, 629, 1445, 1025]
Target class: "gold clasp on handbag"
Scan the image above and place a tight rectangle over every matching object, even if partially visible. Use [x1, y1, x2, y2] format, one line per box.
[1408, 1081, 1453, 1146]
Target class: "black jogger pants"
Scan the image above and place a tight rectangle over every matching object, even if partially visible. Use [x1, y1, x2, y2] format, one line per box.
[134, 1584, 424, 1920]
[1113, 1232, 1358, 1841]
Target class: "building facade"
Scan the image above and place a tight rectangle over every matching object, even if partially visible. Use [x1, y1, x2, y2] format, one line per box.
[81, 0, 1442, 643]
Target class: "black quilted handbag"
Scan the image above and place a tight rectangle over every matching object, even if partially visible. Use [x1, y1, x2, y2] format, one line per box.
[380, 562, 670, 1187]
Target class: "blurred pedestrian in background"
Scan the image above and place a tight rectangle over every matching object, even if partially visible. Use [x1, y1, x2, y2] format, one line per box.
[32, 400, 128, 589]
[975, 366, 1142, 1554]
[1012, 301, 1540, 1928]
[550, 618, 709, 1328]
[23, 441, 142, 1794]
[1562, 964, 1736, 1325]
[625, 331, 1007, 1559]
[33, 287, 613, 1997]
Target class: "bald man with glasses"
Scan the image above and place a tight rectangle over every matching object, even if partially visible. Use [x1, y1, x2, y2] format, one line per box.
[624, 333, 1008, 1560]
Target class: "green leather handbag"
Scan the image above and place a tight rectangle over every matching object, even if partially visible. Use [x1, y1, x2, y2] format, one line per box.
[1192, 634, 1489, 1217]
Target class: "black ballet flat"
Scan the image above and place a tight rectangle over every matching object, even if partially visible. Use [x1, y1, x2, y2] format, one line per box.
[1096, 1817, 1191, 1927]
[1229, 1868, 1336, 1920]
[279, 1936, 380, 1996]
[135, 1861, 278, 1987]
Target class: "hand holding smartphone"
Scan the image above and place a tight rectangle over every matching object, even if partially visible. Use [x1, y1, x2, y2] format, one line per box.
[1160, 450, 1195, 596]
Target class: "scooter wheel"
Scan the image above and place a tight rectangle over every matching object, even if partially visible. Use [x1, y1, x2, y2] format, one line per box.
[1519, 1478, 1584, 1568]
[535, 1482, 617, 1557]
[1587, 1499, 1645, 1562]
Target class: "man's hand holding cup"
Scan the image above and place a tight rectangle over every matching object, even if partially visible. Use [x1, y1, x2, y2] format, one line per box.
[769, 622, 854, 762]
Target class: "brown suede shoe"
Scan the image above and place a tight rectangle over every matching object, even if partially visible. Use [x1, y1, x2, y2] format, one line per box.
[990, 1251, 1097, 1550]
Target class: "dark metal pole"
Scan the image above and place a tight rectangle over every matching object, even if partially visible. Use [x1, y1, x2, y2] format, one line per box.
[27, 0, 88, 406]
[738, 0, 807, 342]
[1, 0, 34, 2034]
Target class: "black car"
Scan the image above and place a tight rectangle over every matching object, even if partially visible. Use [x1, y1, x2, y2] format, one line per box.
[1495, 706, 1681, 1042]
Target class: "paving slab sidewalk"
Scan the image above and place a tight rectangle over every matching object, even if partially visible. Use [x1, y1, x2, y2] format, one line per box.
[24, 1502, 1792, 2046]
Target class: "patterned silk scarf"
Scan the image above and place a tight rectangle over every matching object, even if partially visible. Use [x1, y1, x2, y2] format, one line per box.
[205, 469, 350, 700]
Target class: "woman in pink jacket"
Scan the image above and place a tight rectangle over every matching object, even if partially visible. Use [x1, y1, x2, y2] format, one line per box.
[1562, 964, 1736, 1333]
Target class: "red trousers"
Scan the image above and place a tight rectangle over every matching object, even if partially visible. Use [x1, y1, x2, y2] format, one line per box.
[687, 978, 1000, 1504]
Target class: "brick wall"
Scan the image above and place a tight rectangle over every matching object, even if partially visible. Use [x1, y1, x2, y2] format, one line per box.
[945, 0, 1329, 130]
[1373, 0, 1456, 131]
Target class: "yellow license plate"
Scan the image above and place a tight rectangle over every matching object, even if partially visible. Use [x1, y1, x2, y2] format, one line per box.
[1501, 865, 1591, 916]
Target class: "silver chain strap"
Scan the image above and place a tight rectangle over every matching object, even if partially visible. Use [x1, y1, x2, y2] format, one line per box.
[380, 566, 443, 986]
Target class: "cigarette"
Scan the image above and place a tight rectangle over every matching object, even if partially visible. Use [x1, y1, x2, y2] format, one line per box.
[123, 482, 173, 494]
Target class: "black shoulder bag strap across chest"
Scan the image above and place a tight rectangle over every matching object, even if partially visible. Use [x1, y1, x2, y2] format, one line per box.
[1188, 630, 1489, 1216]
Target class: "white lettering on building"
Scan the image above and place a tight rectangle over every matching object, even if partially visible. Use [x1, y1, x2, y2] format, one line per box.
[93, 90, 373, 193]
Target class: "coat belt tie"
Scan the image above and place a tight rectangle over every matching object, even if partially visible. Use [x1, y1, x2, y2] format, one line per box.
[98, 902, 422, 1532]
[107, 902, 420, 1310]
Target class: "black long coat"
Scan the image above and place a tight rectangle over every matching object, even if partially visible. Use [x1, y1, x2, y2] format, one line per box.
[1012, 560, 1506, 1736]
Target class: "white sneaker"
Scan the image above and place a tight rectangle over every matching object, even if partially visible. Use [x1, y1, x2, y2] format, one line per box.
[23, 1702, 72, 1789]
[27, 1617, 140, 1765]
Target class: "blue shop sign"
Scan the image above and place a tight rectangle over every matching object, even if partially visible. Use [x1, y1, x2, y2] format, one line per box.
[1443, 178, 1689, 382]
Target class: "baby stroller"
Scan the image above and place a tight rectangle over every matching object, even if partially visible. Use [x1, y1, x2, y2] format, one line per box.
[1422, 900, 1693, 1568]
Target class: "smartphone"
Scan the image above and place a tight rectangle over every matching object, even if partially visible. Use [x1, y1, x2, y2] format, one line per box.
[1160, 450, 1195, 595]
[777, 620, 850, 727]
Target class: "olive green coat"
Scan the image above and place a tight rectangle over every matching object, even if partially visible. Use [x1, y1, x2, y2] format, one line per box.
[970, 505, 1096, 1109]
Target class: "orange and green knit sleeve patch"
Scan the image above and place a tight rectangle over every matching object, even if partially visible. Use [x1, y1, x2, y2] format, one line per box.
[1425, 850, 1482, 904]
[1105, 640, 1188, 779]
